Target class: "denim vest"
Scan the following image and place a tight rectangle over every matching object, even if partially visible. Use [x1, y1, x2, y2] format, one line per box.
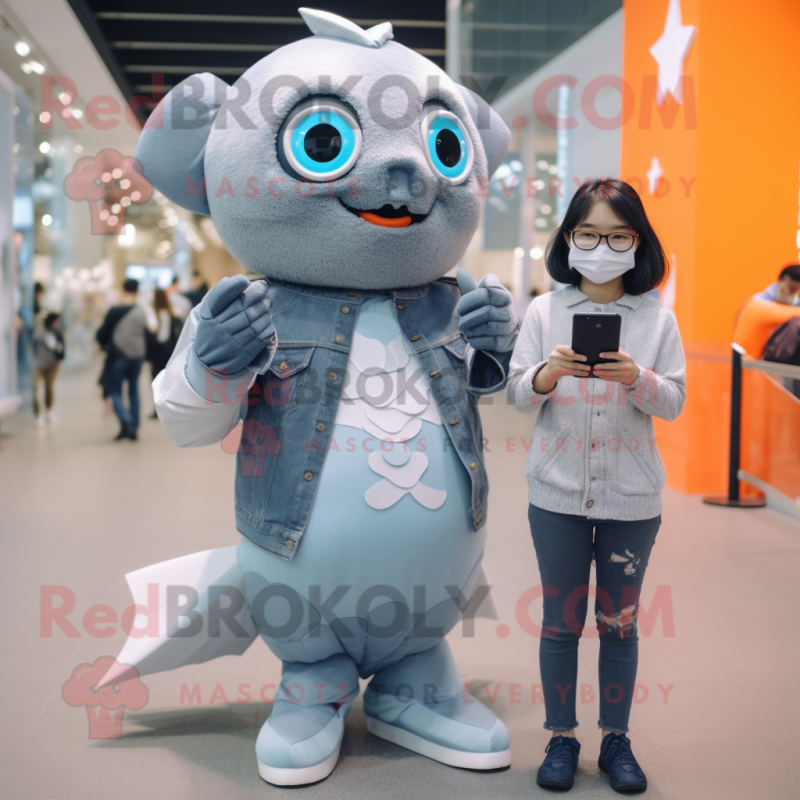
[231, 277, 510, 560]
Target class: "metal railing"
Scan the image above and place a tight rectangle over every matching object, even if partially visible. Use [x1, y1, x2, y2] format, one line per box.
[702, 344, 800, 508]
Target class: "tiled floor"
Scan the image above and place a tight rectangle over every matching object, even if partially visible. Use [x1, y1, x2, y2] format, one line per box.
[1, 361, 798, 799]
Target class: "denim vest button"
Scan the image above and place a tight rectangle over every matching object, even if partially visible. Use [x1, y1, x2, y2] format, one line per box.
[470, 462, 478, 470]
[285, 539, 294, 549]
[304, 472, 313, 481]
[347, 293, 359, 300]
[335, 334, 344, 342]
[429, 369, 441, 377]
[449, 419, 459, 425]
[328, 372, 337, 381]
[474, 518, 483, 528]
[341, 306, 350, 313]
[278, 360, 288, 370]
[411, 334, 421, 341]
[316, 423, 325, 431]
[586, 499, 594, 508]
[396, 304, 405, 309]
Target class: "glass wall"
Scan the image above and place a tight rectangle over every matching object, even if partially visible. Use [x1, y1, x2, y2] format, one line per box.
[451, 3, 624, 308]
[0, 68, 20, 418]
[455, 0, 622, 98]
[13, 84, 34, 407]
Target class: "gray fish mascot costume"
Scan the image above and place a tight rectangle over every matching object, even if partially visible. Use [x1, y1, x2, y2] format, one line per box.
[103, 8, 517, 786]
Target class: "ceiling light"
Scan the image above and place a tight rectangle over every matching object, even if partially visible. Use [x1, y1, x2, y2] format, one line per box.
[15, 42, 31, 57]
[514, 247, 524, 258]
[530, 247, 544, 259]
[39, 111, 51, 124]
[39, 141, 50, 154]
[29, 61, 45, 75]
[71, 109, 83, 119]
[41, 214, 52, 227]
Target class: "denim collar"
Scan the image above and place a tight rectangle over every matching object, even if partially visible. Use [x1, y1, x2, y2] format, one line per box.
[561, 284, 644, 310]
[249, 275, 431, 302]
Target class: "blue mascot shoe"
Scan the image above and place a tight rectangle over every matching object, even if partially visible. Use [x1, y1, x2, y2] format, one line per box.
[598, 733, 647, 793]
[363, 686, 511, 770]
[255, 700, 351, 786]
[536, 735, 581, 789]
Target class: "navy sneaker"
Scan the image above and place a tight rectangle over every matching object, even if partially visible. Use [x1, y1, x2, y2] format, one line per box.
[537, 735, 581, 789]
[598, 733, 647, 793]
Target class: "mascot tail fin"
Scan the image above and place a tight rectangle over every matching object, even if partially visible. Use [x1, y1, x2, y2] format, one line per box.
[99, 546, 258, 687]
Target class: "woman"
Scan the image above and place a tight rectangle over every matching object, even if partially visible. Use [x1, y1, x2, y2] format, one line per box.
[507, 179, 686, 793]
[33, 312, 65, 427]
[145, 288, 183, 418]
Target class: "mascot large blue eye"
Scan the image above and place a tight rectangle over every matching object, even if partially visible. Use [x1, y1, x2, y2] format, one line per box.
[421, 106, 474, 185]
[280, 98, 362, 182]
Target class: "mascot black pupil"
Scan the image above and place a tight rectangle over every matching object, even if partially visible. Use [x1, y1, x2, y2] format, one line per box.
[436, 129, 461, 168]
[304, 123, 342, 162]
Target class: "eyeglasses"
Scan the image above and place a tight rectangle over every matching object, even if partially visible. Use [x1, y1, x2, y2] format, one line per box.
[568, 229, 639, 252]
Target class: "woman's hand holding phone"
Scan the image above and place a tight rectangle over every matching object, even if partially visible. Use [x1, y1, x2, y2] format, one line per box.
[532, 345, 592, 393]
[593, 348, 640, 385]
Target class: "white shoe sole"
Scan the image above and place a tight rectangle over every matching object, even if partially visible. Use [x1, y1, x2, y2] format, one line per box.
[257, 740, 342, 786]
[366, 717, 511, 770]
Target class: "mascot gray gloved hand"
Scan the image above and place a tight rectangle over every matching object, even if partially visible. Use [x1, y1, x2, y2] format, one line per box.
[108, 7, 515, 786]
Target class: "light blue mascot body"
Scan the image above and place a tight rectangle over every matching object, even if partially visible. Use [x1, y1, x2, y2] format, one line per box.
[130, 8, 516, 786]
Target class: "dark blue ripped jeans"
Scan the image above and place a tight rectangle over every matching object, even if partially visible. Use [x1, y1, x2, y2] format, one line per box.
[528, 504, 660, 734]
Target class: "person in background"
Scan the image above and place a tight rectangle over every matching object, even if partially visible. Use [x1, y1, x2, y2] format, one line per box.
[752, 263, 800, 304]
[96, 278, 147, 441]
[33, 282, 45, 317]
[33, 312, 65, 428]
[166, 275, 192, 321]
[734, 264, 800, 358]
[183, 270, 209, 308]
[144, 288, 183, 419]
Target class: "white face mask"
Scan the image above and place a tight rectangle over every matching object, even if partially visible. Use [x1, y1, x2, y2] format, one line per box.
[568, 241, 635, 285]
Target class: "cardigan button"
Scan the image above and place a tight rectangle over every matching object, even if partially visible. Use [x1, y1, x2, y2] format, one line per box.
[586, 499, 594, 508]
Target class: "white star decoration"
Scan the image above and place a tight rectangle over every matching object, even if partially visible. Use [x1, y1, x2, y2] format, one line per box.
[649, 0, 696, 106]
[647, 157, 664, 194]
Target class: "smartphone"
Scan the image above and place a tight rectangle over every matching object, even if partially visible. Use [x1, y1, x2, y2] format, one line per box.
[571, 312, 621, 375]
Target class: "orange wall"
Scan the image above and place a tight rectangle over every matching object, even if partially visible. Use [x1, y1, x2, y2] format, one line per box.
[620, 0, 800, 493]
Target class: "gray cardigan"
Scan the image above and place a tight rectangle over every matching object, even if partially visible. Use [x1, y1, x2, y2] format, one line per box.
[507, 285, 686, 521]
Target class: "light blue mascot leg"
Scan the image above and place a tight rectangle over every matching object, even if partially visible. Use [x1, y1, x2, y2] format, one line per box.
[256, 654, 360, 785]
[240, 549, 362, 785]
[364, 640, 511, 769]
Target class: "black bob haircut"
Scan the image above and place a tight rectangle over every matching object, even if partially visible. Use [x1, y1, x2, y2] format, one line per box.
[778, 263, 800, 282]
[545, 178, 669, 296]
